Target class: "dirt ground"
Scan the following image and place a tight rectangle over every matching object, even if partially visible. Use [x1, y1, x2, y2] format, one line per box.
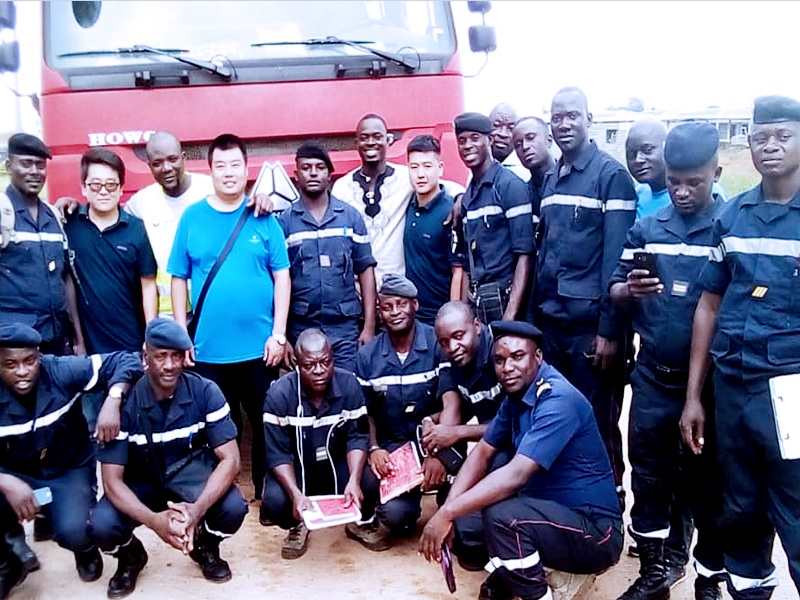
[10, 392, 796, 600]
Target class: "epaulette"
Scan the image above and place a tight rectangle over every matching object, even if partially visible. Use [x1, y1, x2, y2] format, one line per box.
[534, 377, 552, 399]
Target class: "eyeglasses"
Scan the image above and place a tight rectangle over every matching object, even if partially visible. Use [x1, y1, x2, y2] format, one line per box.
[85, 181, 120, 193]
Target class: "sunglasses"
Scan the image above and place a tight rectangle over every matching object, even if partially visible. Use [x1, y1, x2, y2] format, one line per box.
[85, 181, 120, 193]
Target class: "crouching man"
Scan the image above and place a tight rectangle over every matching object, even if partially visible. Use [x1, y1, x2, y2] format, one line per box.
[420, 321, 623, 600]
[260, 329, 377, 558]
[92, 319, 247, 599]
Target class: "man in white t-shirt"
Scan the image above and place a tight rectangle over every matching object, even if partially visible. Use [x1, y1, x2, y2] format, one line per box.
[124, 132, 214, 316]
[332, 114, 465, 285]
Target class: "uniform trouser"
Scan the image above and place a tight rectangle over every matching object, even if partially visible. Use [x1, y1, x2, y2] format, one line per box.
[484, 496, 623, 599]
[714, 372, 800, 600]
[540, 322, 625, 487]
[628, 359, 724, 576]
[259, 457, 378, 530]
[452, 449, 515, 567]
[289, 318, 359, 373]
[91, 482, 247, 552]
[360, 465, 422, 535]
[194, 359, 278, 497]
[0, 463, 95, 553]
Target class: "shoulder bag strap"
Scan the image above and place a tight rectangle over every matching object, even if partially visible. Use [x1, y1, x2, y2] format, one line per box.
[187, 205, 251, 340]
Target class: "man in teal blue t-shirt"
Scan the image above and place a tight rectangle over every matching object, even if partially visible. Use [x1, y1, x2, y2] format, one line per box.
[168, 133, 291, 497]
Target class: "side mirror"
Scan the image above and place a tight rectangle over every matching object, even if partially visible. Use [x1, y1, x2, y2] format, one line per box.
[468, 25, 496, 53]
[467, 1, 492, 14]
[0, 40, 19, 72]
[72, 1, 102, 28]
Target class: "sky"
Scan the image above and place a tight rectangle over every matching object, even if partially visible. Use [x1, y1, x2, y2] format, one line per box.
[3, 1, 800, 134]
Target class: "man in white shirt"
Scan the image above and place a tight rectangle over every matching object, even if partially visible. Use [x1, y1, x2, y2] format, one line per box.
[489, 102, 532, 182]
[332, 114, 464, 284]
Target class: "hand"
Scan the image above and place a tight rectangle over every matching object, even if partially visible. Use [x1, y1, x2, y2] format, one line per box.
[421, 424, 459, 455]
[593, 335, 618, 371]
[184, 347, 196, 368]
[422, 456, 447, 492]
[95, 396, 122, 443]
[419, 509, 454, 563]
[358, 327, 374, 346]
[368, 448, 394, 479]
[342, 479, 363, 510]
[72, 341, 86, 357]
[282, 344, 297, 370]
[150, 510, 190, 552]
[0, 475, 38, 522]
[443, 194, 463, 229]
[680, 399, 706, 455]
[248, 193, 275, 217]
[291, 492, 313, 521]
[166, 501, 200, 554]
[263, 336, 286, 367]
[626, 268, 664, 298]
[54, 195, 80, 216]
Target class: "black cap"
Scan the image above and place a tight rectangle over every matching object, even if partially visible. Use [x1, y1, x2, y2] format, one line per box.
[489, 320, 543, 346]
[0, 324, 42, 348]
[378, 273, 418, 299]
[753, 95, 800, 124]
[454, 112, 493, 135]
[8, 133, 52, 160]
[296, 142, 334, 173]
[145, 318, 193, 351]
[663, 122, 719, 170]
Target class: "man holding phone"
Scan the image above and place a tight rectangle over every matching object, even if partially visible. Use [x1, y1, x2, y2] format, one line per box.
[610, 122, 725, 600]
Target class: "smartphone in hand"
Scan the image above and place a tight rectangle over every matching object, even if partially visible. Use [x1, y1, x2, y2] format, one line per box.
[633, 252, 659, 278]
[441, 543, 457, 594]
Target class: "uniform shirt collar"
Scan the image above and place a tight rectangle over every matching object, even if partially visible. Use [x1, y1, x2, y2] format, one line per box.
[6, 184, 46, 219]
[746, 183, 800, 209]
[473, 161, 502, 187]
[77, 203, 129, 226]
[555, 140, 597, 175]
[379, 322, 429, 356]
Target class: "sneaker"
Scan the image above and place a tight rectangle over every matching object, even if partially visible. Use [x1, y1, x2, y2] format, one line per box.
[281, 523, 309, 560]
[345, 521, 392, 552]
[546, 569, 596, 600]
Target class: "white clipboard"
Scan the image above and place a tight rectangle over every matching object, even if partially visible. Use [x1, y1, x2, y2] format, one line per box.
[769, 373, 800, 460]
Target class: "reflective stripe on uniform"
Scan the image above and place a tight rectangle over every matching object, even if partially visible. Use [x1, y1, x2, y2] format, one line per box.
[458, 383, 502, 405]
[466, 205, 503, 221]
[284, 227, 369, 248]
[263, 405, 367, 428]
[484, 551, 541, 573]
[694, 560, 726, 580]
[124, 422, 206, 445]
[357, 365, 446, 389]
[620, 243, 715, 261]
[728, 570, 778, 591]
[0, 394, 80, 438]
[505, 204, 533, 219]
[721, 236, 800, 258]
[83, 354, 103, 391]
[629, 525, 670, 540]
[206, 403, 231, 423]
[541, 194, 635, 213]
[605, 199, 637, 212]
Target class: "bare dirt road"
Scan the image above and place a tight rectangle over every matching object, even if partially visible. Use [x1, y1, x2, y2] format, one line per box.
[10, 394, 796, 600]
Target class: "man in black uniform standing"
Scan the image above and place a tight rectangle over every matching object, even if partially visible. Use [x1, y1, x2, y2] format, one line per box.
[611, 123, 726, 600]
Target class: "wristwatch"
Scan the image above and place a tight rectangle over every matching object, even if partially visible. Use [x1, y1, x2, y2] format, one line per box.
[272, 333, 287, 346]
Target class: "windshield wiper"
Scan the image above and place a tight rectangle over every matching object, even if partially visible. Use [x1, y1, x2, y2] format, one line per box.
[252, 36, 418, 71]
[58, 45, 232, 80]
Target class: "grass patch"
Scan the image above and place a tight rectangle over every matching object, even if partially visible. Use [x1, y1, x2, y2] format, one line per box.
[718, 145, 760, 197]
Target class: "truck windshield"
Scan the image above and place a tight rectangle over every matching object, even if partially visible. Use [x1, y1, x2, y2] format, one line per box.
[44, 1, 455, 72]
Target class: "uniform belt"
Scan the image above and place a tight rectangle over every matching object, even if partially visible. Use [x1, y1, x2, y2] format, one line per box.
[638, 348, 689, 387]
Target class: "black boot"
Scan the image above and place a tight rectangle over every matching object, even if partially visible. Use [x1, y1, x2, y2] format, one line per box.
[0, 542, 26, 600]
[74, 546, 103, 582]
[107, 536, 148, 599]
[4, 524, 38, 573]
[188, 526, 231, 583]
[479, 571, 514, 600]
[615, 536, 670, 600]
[694, 575, 722, 600]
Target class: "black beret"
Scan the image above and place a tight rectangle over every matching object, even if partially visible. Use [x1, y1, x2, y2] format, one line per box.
[145, 318, 193, 351]
[0, 324, 42, 348]
[454, 112, 493, 135]
[753, 95, 800, 124]
[8, 133, 52, 160]
[296, 142, 334, 173]
[379, 273, 418, 299]
[664, 122, 719, 170]
[489, 320, 543, 346]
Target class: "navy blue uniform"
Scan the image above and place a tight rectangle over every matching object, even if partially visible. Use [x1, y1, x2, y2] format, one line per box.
[279, 197, 376, 372]
[697, 186, 800, 599]
[92, 371, 247, 551]
[64, 206, 157, 354]
[404, 188, 463, 326]
[0, 352, 142, 553]
[260, 368, 374, 528]
[356, 322, 445, 534]
[461, 162, 534, 320]
[536, 141, 637, 488]
[610, 202, 724, 578]
[474, 362, 622, 599]
[0, 185, 71, 354]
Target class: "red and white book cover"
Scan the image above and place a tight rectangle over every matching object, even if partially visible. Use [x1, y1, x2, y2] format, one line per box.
[301, 495, 362, 530]
[379, 442, 424, 504]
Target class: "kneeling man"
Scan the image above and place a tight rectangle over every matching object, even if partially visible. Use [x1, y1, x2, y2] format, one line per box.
[421, 321, 623, 600]
[92, 319, 247, 598]
[260, 329, 376, 558]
